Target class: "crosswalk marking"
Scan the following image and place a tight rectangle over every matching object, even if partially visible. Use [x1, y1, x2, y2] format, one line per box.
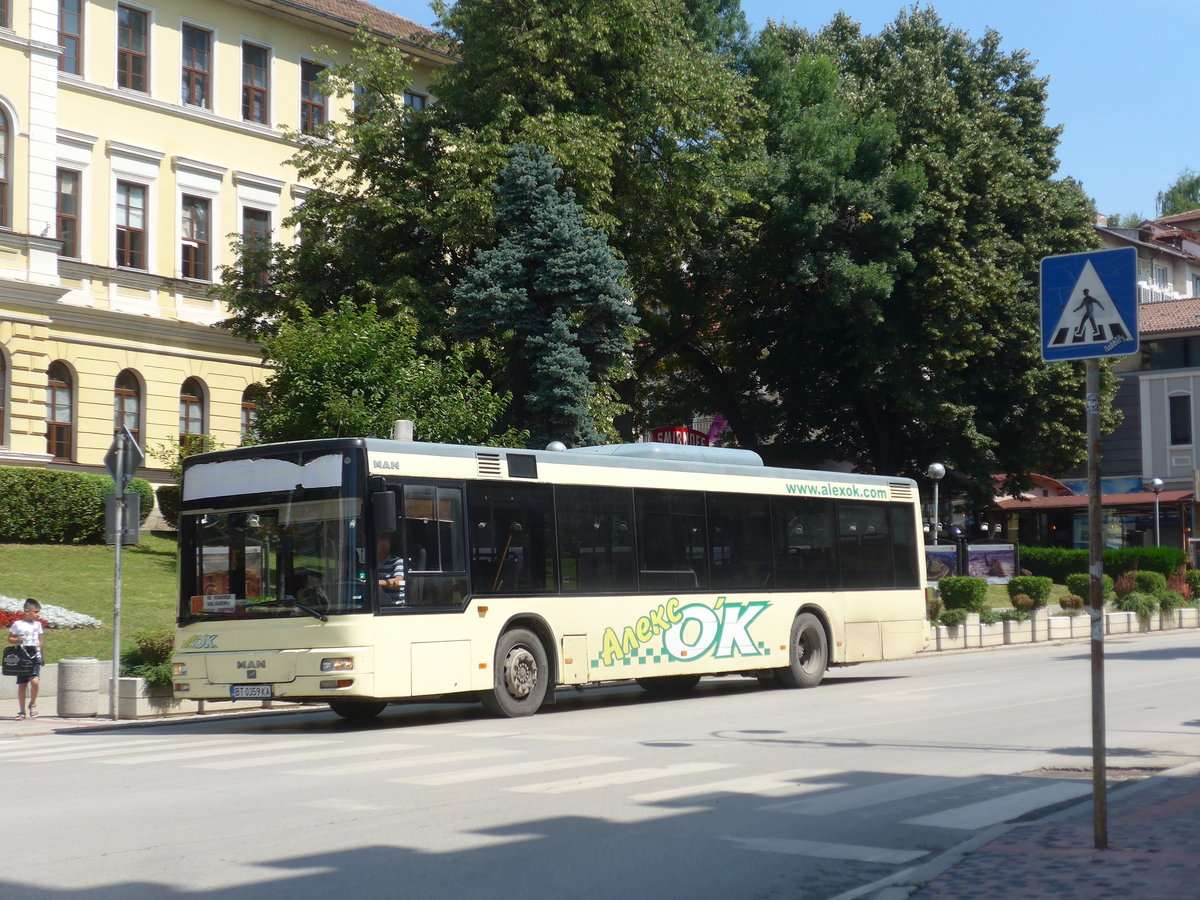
[904, 781, 1091, 830]
[724, 836, 927, 864]
[16, 737, 248, 763]
[188, 743, 421, 770]
[768, 775, 988, 816]
[631, 768, 840, 804]
[98, 738, 333, 765]
[393, 755, 623, 786]
[294, 748, 520, 778]
[0, 737, 172, 759]
[511, 761, 732, 794]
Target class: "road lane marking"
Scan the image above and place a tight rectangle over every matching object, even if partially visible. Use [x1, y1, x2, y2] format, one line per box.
[768, 775, 989, 816]
[512, 761, 732, 794]
[393, 755, 623, 786]
[904, 781, 1092, 830]
[724, 836, 927, 863]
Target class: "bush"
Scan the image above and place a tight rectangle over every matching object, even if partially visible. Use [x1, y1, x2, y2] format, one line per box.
[1064, 573, 1113, 603]
[982, 608, 1029, 623]
[1158, 590, 1187, 612]
[156, 484, 181, 529]
[938, 608, 968, 627]
[1059, 593, 1085, 613]
[119, 627, 175, 688]
[0, 467, 153, 543]
[937, 576, 988, 612]
[1168, 569, 1193, 604]
[1020, 546, 1186, 580]
[1105, 547, 1185, 578]
[925, 589, 943, 623]
[1113, 571, 1136, 598]
[1010, 593, 1034, 612]
[1133, 570, 1168, 596]
[1114, 591, 1158, 619]
[1006, 575, 1053, 608]
[1186, 569, 1200, 598]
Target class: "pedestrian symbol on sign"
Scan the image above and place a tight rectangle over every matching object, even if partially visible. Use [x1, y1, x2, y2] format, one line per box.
[1046, 260, 1133, 352]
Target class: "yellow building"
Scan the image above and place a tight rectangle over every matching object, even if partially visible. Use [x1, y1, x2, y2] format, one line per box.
[0, 0, 441, 495]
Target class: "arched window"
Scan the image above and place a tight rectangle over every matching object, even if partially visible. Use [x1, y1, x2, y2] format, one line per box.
[240, 384, 260, 443]
[0, 106, 9, 228]
[46, 361, 73, 460]
[179, 377, 205, 448]
[114, 369, 141, 444]
[0, 347, 8, 445]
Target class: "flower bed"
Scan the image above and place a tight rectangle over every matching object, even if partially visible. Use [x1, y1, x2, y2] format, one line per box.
[0, 594, 102, 629]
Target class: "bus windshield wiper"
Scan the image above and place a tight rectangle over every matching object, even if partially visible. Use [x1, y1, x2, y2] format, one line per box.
[283, 595, 329, 622]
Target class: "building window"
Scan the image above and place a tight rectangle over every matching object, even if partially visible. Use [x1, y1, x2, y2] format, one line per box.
[1152, 263, 1169, 288]
[1, 0, 8, 30]
[1193, 275, 1200, 298]
[181, 25, 211, 108]
[115, 181, 146, 269]
[242, 43, 269, 124]
[59, 0, 82, 75]
[46, 361, 73, 461]
[0, 349, 7, 445]
[56, 169, 80, 258]
[1169, 394, 1192, 446]
[117, 5, 148, 93]
[242, 206, 270, 284]
[114, 369, 141, 444]
[181, 194, 210, 280]
[403, 90, 427, 110]
[240, 385, 260, 442]
[0, 108, 8, 229]
[300, 60, 325, 133]
[180, 377, 205, 447]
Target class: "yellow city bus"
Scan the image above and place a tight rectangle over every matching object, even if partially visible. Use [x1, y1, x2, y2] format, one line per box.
[173, 437, 928, 718]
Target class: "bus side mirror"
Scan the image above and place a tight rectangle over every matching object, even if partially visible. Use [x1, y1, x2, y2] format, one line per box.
[373, 492, 396, 533]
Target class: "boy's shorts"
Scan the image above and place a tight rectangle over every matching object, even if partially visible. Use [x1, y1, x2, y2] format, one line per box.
[16, 657, 41, 685]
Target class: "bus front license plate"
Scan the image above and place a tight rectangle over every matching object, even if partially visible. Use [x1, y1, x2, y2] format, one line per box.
[231, 685, 272, 699]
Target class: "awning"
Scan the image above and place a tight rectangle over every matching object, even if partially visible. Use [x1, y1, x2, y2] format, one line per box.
[996, 489, 1194, 512]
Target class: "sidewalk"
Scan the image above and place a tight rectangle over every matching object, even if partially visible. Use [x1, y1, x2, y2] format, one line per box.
[885, 761, 1200, 899]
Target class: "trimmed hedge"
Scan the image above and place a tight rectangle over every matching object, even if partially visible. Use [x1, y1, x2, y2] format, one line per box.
[1064, 573, 1113, 602]
[1006, 575, 1053, 608]
[937, 576, 988, 612]
[156, 484, 181, 529]
[0, 466, 153, 544]
[1020, 546, 1186, 581]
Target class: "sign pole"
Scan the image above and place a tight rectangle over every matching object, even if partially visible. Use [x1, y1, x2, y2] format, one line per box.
[111, 431, 125, 721]
[1086, 358, 1107, 849]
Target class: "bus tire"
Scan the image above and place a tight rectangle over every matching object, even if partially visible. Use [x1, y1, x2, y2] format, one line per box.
[776, 612, 827, 689]
[329, 700, 388, 721]
[481, 628, 549, 718]
[636, 675, 701, 694]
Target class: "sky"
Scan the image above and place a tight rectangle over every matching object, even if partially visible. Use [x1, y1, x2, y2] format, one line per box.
[376, 1, 1198, 220]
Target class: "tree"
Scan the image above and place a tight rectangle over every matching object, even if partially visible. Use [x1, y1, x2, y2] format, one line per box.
[1157, 167, 1200, 217]
[453, 144, 637, 448]
[252, 301, 525, 446]
[718, 10, 1101, 500]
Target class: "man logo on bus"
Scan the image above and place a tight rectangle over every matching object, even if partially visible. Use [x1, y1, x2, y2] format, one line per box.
[598, 597, 768, 666]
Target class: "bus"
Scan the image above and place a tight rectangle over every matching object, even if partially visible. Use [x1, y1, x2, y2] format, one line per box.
[172, 437, 928, 718]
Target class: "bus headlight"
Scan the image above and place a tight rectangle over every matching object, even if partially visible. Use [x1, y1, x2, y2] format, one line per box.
[172, 662, 188, 677]
[320, 657, 354, 672]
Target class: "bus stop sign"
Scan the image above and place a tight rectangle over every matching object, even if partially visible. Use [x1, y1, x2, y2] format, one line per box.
[104, 425, 144, 491]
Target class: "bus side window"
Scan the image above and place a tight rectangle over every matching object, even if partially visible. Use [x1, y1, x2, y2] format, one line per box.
[402, 484, 468, 607]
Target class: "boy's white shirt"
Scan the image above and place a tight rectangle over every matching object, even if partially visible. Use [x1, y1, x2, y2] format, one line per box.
[9, 619, 43, 648]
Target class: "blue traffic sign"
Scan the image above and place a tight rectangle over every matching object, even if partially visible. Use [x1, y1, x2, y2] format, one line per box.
[1040, 247, 1138, 361]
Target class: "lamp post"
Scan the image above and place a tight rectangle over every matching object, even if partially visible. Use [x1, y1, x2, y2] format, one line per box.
[1151, 477, 1164, 546]
[928, 462, 946, 541]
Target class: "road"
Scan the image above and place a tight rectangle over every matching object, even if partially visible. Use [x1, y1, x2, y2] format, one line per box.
[10, 632, 1200, 899]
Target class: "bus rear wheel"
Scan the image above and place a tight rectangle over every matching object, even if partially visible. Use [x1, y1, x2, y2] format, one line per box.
[481, 628, 549, 718]
[777, 612, 827, 689]
[329, 700, 388, 721]
[636, 675, 701, 694]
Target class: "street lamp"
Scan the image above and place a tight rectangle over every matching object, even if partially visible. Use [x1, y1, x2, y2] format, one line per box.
[1150, 477, 1164, 546]
[928, 462, 946, 541]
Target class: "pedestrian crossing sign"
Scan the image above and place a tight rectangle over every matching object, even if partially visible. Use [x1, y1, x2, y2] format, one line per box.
[1040, 247, 1138, 361]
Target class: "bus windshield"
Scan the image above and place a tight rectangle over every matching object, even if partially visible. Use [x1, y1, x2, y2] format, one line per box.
[179, 492, 367, 621]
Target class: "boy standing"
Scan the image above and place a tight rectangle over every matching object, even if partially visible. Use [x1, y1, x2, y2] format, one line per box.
[8, 599, 44, 719]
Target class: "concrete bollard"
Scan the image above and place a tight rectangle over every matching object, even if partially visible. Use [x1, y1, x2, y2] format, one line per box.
[57, 657, 100, 717]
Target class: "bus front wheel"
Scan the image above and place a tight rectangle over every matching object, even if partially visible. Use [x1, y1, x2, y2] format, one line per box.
[329, 700, 388, 721]
[777, 612, 827, 689]
[481, 628, 549, 717]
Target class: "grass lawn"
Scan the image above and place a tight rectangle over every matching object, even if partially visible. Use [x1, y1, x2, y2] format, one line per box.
[985, 582, 1070, 609]
[0, 535, 178, 664]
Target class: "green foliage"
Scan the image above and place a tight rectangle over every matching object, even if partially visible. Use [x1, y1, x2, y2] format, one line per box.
[938, 607, 968, 627]
[1104, 547, 1185, 577]
[1157, 167, 1200, 217]
[1010, 593, 1034, 612]
[0, 467, 152, 544]
[120, 627, 175, 688]
[1185, 569, 1200, 598]
[453, 144, 638, 447]
[1064, 573, 1113, 602]
[925, 590, 942, 622]
[156, 485, 181, 529]
[1019, 547, 1086, 583]
[980, 607, 1028, 624]
[1157, 589, 1186, 612]
[1133, 570, 1168, 596]
[937, 576, 988, 612]
[1019, 546, 1185, 580]
[253, 301, 526, 447]
[148, 434, 221, 482]
[1007, 576, 1053, 607]
[1114, 590, 1158, 619]
[1059, 594, 1085, 615]
[1104, 212, 1146, 229]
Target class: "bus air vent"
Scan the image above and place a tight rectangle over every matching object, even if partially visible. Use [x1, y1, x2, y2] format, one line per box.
[476, 452, 503, 477]
[889, 483, 913, 500]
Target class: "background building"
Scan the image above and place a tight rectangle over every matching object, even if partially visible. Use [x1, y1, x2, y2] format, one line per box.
[0, 0, 441, 496]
